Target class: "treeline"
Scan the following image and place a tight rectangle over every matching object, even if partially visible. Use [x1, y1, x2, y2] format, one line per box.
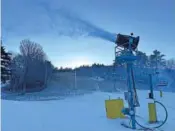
[1, 39, 54, 93]
[56, 50, 175, 72]
[54, 50, 175, 84]
[1, 39, 175, 93]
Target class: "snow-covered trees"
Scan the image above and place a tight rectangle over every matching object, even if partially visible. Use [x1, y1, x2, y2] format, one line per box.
[166, 59, 175, 70]
[149, 50, 166, 69]
[1, 44, 12, 83]
[9, 39, 54, 93]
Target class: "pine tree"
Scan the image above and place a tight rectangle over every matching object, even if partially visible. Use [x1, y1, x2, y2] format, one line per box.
[1, 44, 12, 83]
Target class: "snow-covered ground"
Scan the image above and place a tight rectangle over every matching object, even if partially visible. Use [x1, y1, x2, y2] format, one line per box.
[1, 90, 175, 131]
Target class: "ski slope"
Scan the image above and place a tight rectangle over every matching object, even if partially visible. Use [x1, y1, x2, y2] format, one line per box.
[1, 90, 175, 131]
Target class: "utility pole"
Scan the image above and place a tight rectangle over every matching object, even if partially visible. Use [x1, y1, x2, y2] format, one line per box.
[74, 68, 77, 89]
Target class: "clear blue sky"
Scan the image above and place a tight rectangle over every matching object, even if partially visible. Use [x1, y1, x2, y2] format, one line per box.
[2, 0, 175, 68]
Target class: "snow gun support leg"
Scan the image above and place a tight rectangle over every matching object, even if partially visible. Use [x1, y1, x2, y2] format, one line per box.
[126, 63, 136, 129]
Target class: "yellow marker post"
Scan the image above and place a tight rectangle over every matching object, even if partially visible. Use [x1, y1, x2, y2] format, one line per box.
[105, 99, 125, 119]
[160, 90, 163, 98]
[148, 102, 157, 123]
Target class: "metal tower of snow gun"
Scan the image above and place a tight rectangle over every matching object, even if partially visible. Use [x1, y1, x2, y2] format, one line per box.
[113, 33, 168, 130]
[114, 33, 140, 129]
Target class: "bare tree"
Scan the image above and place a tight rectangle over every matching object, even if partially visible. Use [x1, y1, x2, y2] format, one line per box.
[19, 39, 47, 93]
[8, 39, 54, 94]
[20, 39, 46, 61]
[10, 54, 25, 92]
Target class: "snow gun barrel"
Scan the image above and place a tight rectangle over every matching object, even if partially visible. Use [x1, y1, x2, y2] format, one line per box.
[115, 33, 140, 50]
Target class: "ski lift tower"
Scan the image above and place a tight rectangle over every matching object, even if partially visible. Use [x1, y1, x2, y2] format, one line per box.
[114, 33, 140, 129]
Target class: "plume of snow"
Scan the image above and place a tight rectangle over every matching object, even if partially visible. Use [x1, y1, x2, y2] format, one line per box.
[41, 3, 116, 42]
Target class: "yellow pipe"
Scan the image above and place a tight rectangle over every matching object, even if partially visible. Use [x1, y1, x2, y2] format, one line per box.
[160, 90, 163, 97]
[148, 102, 157, 123]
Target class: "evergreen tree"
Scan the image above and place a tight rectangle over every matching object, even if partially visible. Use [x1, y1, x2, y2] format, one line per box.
[1, 44, 12, 83]
[135, 51, 148, 67]
[149, 50, 165, 69]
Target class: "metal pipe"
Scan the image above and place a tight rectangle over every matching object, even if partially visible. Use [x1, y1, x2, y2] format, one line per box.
[128, 35, 136, 129]
[149, 74, 154, 99]
[74, 69, 77, 89]
[127, 63, 136, 129]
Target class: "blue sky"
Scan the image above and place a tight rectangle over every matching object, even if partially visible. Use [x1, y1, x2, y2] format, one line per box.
[2, 0, 175, 68]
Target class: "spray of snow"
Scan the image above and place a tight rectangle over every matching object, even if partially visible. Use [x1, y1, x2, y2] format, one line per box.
[41, 3, 116, 43]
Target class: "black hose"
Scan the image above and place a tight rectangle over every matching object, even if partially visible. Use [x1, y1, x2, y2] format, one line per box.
[135, 118, 154, 131]
[135, 100, 168, 130]
[154, 101, 168, 128]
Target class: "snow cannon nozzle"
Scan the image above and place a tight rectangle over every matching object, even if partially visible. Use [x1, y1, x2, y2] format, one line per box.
[115, 33, 140, 51]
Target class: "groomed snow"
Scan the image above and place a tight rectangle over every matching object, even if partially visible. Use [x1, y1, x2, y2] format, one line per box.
[1, 90, 175, 131]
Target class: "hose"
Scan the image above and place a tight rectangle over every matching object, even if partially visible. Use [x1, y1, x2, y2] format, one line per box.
[153, 101, 168, 128]
[135, 100, 168, 130]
